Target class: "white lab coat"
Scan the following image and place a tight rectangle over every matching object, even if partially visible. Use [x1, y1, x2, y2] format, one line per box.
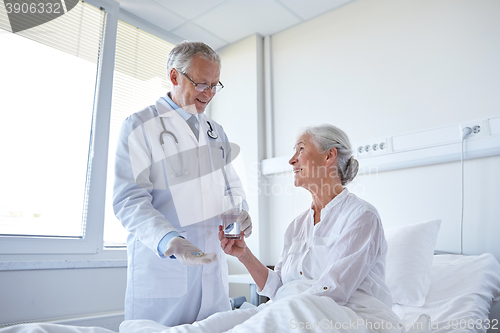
[113, 97, 247, 326]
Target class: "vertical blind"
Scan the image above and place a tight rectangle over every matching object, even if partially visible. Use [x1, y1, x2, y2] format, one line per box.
[0, 1, 105, 238]
[103, 19, 174, 246]
[0, 0, 104, 63]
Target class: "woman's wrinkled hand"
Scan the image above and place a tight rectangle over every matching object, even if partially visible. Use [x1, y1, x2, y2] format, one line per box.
[218, 225, 247, 259]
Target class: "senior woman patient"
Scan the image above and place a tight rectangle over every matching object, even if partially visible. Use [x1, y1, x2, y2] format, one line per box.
[119, 124, 405, 333]
[225, 124, 392, 305]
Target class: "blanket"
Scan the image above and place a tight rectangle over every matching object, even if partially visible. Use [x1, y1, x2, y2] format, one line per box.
[0, 281, 430, 333]
[120, 280, 414, 333]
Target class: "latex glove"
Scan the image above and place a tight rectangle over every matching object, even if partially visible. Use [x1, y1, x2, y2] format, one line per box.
[236, 210, 252, 238]
[164, 237, 217, 266]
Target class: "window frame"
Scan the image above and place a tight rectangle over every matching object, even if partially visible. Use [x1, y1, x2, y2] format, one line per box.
[0, 0, 118, 255]
[0, 0, 183, 259]
[101, 13, 181, 247]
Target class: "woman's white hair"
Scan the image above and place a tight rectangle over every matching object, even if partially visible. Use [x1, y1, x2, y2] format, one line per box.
[166, 41, 221, 79]
[299, 124, 359, 186]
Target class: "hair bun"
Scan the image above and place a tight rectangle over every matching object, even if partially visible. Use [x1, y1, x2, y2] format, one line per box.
[342, 156, 359, 185]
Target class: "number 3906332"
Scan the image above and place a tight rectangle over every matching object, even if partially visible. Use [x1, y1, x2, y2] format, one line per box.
[444, 319, 498, 330]
[5, 2, 62, 14]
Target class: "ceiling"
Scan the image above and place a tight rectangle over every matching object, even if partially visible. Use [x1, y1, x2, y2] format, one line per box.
[115, 0, 352, 50]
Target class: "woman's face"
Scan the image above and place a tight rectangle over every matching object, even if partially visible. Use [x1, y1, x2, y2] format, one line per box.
[289, 134, 332, 190]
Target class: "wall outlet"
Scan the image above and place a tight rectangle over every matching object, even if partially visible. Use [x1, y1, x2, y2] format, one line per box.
[460, 121, 487, 140]
[355, 138, 390, 157]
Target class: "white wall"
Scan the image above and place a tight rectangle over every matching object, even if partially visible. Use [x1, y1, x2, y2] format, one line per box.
[0, 262, 126, 327]
[266, 0, 500, 265]
[271, 0, 500, 154]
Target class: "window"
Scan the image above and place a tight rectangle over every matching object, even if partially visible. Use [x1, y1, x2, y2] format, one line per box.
[0, 1, 106, 253]
[103, 20, 174, 246]
[0, 1, 176, 252]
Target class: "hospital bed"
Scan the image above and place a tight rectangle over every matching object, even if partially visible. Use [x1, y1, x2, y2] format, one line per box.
[1, 220, 500, 333]
[384, 219, 500, 333]
[393, 253, 500, 333]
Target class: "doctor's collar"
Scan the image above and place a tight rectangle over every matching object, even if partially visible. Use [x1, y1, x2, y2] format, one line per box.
[164, 93, 199, 122]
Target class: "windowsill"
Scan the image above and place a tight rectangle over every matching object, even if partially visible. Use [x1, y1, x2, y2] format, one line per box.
[0, 248, 128, 271]
[0, 258, 127, 271]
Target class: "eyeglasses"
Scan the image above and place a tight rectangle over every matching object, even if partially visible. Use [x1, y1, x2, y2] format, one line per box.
[180, 71, 224, 93]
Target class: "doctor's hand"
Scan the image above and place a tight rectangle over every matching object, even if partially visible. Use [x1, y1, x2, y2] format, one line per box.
[237, 210, 252, 238]
[219, 225, 248, 260]
[164, 237, 217, 266]
[219, 210, 252, 238]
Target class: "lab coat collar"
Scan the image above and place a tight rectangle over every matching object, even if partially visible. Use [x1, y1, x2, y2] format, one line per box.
[155, 97, 177, 118]
[156, 95, 198, 120]
[154, 97, 194, 140]
[163, 92, 180, 110]
[155, 97, 208, 143]
[163, 93, 200, 122]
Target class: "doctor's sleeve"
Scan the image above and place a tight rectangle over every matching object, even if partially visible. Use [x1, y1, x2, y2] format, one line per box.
[112, 114, 178, 257]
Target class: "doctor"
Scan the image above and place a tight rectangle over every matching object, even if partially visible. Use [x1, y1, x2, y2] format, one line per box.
[113, 41, 252, 326]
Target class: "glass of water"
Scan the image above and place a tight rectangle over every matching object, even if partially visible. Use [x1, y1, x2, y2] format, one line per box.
[222, 192, 242, 240]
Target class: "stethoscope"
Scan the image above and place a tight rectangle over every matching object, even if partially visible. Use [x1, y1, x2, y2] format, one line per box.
[158, 114, 219, 177]
[158, 111, 234, 229]
[206, 121, 218, 139]
[159, 116, 184, 177]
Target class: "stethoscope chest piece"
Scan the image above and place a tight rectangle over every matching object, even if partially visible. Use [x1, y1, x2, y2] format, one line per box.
[207, 130, 218, 139]
[206, 121, 218, 139]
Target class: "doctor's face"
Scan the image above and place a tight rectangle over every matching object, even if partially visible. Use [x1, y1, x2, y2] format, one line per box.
[171, 55, 220, 114]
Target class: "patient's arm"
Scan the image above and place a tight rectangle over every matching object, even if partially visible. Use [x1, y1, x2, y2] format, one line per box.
[219, 226, 268, 290]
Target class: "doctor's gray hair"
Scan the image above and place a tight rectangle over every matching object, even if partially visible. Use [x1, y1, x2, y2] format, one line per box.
[167, 41, 221, 79]
[300, 124, 359, 186]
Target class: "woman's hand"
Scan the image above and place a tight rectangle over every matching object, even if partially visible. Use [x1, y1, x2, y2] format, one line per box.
[219, 225, 269, 290]
[219, 225, 247, 260]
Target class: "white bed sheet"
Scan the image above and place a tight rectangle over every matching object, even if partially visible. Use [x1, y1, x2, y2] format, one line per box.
[0, 281, 405, 333]
[392, 254, 500, 333]
[120, 279, 405, 333]
[2, 254, 499, 333]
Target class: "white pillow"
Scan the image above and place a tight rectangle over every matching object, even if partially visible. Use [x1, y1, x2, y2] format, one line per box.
[385, 219, 441, 306]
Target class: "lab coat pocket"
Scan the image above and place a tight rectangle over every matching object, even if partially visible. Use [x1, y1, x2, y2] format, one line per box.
[133, 236, 188, 299]
[207, 142, 226, 186]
